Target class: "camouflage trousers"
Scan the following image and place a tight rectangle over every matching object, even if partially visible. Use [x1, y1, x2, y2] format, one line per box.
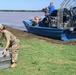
[9, 39, 20, 63]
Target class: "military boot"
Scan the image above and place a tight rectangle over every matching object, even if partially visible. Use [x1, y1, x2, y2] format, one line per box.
[11, 63, 17, 68]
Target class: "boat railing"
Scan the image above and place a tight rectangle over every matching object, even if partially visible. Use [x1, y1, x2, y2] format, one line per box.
[57, 0, 76, 29]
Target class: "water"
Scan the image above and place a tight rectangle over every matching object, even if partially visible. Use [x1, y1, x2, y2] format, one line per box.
[0, 12, 44, 31]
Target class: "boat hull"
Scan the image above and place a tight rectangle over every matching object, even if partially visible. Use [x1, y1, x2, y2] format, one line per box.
[23, 21, 76, 41]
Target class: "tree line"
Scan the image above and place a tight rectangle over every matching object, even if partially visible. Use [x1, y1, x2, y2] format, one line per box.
[0, 10, 42, 12]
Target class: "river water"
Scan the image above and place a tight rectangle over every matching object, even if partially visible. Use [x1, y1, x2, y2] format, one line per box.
[0, 12, 44, 31]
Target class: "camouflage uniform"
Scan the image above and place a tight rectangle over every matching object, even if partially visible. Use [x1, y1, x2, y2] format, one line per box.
[4, 30, 20, 63]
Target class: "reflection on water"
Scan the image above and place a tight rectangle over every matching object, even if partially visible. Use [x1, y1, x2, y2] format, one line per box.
[0, 12, 44, 31]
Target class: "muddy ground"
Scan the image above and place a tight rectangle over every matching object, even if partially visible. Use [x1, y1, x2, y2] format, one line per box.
[5, 25, 76, 46]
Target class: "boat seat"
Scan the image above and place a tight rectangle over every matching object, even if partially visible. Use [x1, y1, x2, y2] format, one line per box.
[49, 10, 58, 16]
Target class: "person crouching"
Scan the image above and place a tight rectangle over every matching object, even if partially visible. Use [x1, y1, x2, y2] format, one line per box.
[0, 24, 20, 68]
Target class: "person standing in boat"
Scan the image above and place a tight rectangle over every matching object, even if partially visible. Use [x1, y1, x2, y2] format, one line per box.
[0, 24, 20, 68]
[42, 7, 49, 16]
[48, 2, 55, 14]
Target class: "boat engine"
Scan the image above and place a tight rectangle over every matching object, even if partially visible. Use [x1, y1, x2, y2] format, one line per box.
[71, 7, 76, 27]
[40, 10, 58, 27]
[68, 7, 76, 31]
[41, 15, 58, 27]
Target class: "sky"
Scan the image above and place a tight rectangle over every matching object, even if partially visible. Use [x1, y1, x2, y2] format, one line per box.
[0, 0, 63, 10]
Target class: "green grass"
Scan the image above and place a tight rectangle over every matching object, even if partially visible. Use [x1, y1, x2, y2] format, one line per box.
[0, 37, 76, 75]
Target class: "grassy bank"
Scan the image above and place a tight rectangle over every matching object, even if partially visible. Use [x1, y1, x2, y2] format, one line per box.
[0, 27, 76, 75]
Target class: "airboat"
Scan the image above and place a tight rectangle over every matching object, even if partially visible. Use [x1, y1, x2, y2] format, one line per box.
[23, 0, 76, 41]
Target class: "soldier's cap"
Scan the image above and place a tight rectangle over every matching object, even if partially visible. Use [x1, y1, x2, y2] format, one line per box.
[0, 24, 4, 30]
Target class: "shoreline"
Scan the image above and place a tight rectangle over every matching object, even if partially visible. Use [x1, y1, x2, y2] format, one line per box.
[4, 25, 76, 46]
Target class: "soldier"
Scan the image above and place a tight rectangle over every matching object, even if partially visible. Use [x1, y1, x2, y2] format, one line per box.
[0, 24, 20, 68]
[31, 16, 41, 26]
